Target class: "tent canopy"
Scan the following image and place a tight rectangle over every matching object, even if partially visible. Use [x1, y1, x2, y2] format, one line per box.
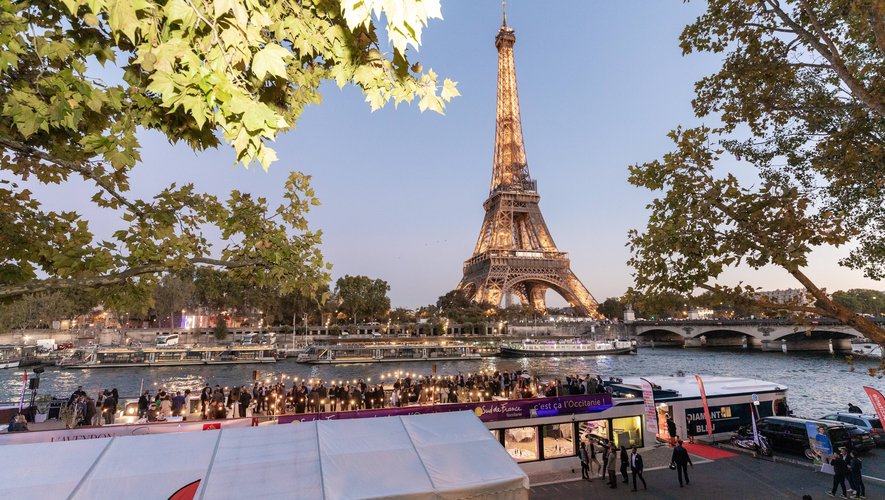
[0, 411, 529, 500]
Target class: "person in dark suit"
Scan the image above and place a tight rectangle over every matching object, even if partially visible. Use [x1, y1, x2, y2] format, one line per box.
[670, 439, 692, 487]
[630, 447, 647, 491]
[830, 448, 849, 498]
[667, 416, 678, 446]
[578, 441, 590, 480]
[600, 439, 610, 479]
[619, 445, 629, 484]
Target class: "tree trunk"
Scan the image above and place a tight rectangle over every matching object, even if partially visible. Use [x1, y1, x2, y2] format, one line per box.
[790, 269, 885, 344]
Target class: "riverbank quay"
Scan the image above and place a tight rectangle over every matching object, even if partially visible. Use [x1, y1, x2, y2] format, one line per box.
[530, 450, 885, 499]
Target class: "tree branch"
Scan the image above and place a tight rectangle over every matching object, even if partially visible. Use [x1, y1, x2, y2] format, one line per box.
[0, 256, 266, 299]
[763, 0, 885, 117]
[0, 135, 145, 218]
[788, 268, 885, 343]
[868, 0, 885, 56]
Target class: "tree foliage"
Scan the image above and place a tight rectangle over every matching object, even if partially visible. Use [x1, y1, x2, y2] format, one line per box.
[152, 273, 195, 328]
[832, 289, 884, 315]
[0, 290, 96, 330]
[0, 0, 456, 305]
[629, 0, 884, 342]
[333, 274, 390, 322]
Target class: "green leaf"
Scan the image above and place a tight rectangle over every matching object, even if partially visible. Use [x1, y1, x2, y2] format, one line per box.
[251, 43, 290, 80]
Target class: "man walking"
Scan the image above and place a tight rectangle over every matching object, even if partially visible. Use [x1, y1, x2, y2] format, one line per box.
[667, 416, 678, 446]
[601, 439, 610, 480]
[848, 450, 865, 499]
[828, 448, 849, 498]
[607, 447, 618, 489]
[619, 445, 629, 484]
[578, 441, 590, 480]
[588, 439, 600, 478]
[630, 446, 647, 491]
[670, 439, 692, 487]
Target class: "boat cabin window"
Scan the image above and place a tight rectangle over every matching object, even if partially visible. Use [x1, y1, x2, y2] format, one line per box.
[542, 423, 575, 459]
[504, 426, 538, 462]
[612, 416, 643, 449]
[579, 419, 609, 444]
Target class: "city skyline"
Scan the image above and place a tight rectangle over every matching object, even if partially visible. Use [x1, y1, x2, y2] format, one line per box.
[29, 1, 881, 308]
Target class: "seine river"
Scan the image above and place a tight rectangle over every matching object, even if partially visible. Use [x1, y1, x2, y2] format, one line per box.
[2, 348, 883, 417]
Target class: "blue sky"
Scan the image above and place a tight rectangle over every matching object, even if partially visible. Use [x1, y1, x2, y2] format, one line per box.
[38, 1, 881, 308]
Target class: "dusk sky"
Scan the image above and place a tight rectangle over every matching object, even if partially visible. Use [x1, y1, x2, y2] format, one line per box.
[42, 1, 881, 308]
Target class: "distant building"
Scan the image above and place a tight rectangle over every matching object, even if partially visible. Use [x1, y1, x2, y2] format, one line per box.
[688, 308, 715, 320]
[756, 288, 824, 306]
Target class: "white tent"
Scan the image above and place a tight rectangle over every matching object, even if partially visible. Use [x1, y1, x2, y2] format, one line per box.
[0, 411, 529, 500]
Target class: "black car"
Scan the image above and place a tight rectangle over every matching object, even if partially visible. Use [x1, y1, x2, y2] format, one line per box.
[756, 416, 853, 460]
[845, 424, 876, 452]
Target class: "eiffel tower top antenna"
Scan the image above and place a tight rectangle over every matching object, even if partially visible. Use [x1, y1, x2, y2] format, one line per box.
[502, 0, 507, 27]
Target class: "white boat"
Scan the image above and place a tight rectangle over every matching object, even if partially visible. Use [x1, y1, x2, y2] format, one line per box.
[0, 345, 23, 369]
[296, 341, 486, 364]
[499, 338, 635, 357]
[57, 345, 278, 368]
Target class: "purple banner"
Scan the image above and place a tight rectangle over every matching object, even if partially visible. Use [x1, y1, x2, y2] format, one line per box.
[277, 394, 613, 424]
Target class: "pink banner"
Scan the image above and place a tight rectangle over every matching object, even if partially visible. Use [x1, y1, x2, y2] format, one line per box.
[864, 386, 885, 426]
[640, 378, 658, 434]
[695, 375, 713, 436]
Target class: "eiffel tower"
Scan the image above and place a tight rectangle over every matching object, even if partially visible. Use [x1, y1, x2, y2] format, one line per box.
[457, 12, 599, 317]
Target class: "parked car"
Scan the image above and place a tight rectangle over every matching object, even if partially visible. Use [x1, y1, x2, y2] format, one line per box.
[844, 424, 876, 452]
[756, 416, 854, 460]
[819, 413, 885, 447]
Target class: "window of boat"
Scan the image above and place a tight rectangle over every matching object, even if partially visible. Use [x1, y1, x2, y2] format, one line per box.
[612, 416, 643, 448]
[870, 418, 882, 429]
[503, 426, 538, 462]
[542, 423, 575, 459]
[578, 419, 609, 443]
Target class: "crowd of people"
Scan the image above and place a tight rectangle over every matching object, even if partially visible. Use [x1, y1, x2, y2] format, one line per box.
[62, 369, 615, 424]
[63, 385, 120, 427]
[578, 437, 648, 492]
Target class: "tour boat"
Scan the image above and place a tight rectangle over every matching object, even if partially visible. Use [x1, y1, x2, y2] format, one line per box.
[0, 345, 25, 369]
[296, 341, 485, 364]
[499, 338, 635, 357]
[56, 345, 278, 368]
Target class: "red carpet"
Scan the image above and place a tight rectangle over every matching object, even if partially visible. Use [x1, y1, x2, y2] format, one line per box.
[682, 442, 737, 460]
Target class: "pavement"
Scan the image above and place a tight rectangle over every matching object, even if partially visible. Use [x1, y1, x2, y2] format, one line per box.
[531, 448, 885, 499]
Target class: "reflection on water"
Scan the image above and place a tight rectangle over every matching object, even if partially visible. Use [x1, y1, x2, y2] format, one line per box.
[1, 348, 882, 416]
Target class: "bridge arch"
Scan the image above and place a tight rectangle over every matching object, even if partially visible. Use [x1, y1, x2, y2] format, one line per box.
[634, 328, 685, 343]
[503, 276, 581, 313]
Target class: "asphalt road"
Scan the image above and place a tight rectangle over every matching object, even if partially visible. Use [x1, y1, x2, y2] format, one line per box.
[531, 452, 884, 499]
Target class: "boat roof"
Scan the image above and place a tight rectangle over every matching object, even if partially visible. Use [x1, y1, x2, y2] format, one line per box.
[90, 345, 273, 353]
[618, 375, 787, 400]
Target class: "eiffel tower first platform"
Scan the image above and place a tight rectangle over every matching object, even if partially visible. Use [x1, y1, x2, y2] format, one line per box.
[457, 14, 600, 317]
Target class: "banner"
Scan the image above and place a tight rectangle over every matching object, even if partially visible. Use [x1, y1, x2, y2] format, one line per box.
[279, 393, 613, 425]
[639, 378, 658, 434]
[863, 386, 885, 426]
[0, 417, 254, 445]
[685, 403, 752, 436]
[805, 421, 834, 466]
[695, 375, 713, 436]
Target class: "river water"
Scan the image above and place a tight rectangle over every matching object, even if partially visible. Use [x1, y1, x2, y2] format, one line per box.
[2, 348, 883, 418]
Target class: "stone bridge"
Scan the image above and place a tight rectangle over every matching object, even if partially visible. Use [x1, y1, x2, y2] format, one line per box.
[629, 319, 880, 352]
